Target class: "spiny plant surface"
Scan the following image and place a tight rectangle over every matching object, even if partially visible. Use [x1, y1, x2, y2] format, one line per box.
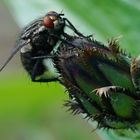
[53, 35, 140, 133]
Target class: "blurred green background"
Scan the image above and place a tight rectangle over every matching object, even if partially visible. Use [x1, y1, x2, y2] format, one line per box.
[0, 0, 140, 140]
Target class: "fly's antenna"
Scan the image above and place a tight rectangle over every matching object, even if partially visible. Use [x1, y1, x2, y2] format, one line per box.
[0, 39, 30, 71]
[60, 10, 63, 14]
[59, 10, 64, 16]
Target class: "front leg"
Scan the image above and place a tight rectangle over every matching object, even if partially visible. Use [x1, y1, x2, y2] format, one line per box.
[64, 18, 86, 37]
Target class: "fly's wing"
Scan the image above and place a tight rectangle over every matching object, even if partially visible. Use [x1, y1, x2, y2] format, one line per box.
[20, 17, 43, 39]
[0, 40, 30, 71]
[0, 17, 43, 71]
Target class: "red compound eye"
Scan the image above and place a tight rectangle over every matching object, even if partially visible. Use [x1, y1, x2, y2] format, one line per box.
[43, 16, 54, 28]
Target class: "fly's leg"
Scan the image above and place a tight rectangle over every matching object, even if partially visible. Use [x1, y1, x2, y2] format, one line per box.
[64, 18, 86, 37]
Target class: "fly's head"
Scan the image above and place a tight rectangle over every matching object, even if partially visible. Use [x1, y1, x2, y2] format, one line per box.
[43, 11, 65, 31]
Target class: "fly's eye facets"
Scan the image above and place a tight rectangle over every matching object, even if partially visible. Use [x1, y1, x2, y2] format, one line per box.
[43, 16, 54, 28]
